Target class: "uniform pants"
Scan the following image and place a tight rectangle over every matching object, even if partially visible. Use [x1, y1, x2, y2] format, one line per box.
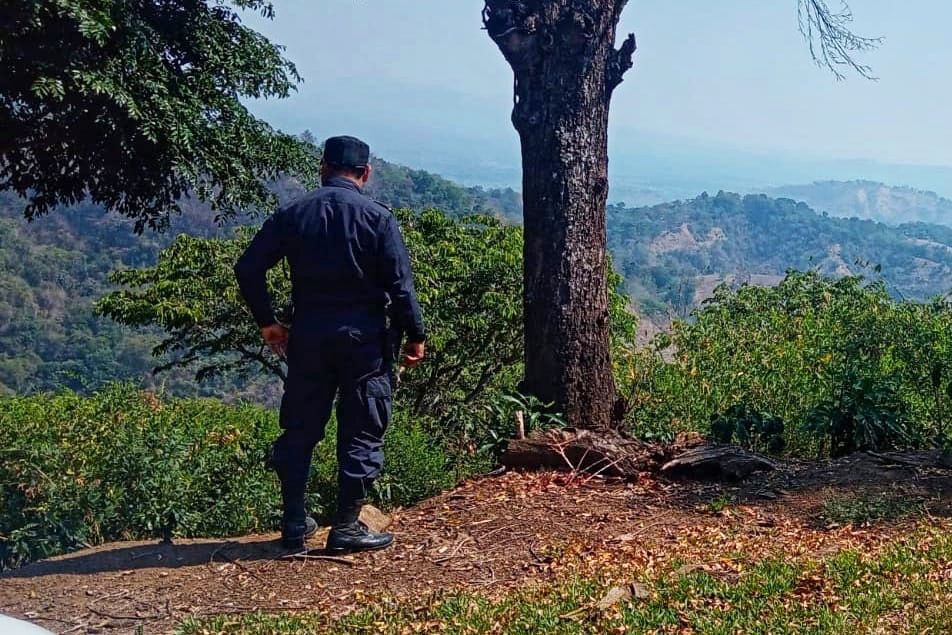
[270, 311, 393, 523]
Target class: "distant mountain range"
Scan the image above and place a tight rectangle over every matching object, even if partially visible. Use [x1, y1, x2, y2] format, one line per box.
[608, 192, 952, 317]
[3, 152, 950, 397]
[251, 77, 952, 204]
[761, 181, 952, 227]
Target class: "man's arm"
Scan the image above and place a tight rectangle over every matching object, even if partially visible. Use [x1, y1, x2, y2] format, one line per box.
[377, 214, 426, 364]
[235, 214, 288, 354]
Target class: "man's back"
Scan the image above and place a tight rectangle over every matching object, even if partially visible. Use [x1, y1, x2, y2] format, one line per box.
[278, 177, 391, 313]
[235, 174, 425, 345]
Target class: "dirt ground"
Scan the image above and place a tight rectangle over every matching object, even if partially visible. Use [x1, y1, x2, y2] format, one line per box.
[2, 451, 951, 634]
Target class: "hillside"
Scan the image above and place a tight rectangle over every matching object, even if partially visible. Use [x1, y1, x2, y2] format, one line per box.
[5, 166, 952, 396]
[0, 159, 518, 397]
[608, 191, 952, 316]
[764, 180, 952, 227]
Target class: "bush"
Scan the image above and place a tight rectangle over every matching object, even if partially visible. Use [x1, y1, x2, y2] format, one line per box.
[376, 415, 458, 508]
[621, 272, 952, 455]
[0, 384, 465, 569]
[0, 384, 280, 569]
[709, 405, 786, 455]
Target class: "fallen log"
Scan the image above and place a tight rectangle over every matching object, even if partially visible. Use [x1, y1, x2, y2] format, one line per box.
[500, 428, 775, 481]
[501, 427, 669, 477]
[660, 445, 778, 480]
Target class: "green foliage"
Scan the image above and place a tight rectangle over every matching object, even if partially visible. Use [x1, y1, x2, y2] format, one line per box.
[97, 209, 525, 423]
[607, 192, 952, 317]
[98, 206, 636, 457]
[375, 415, 457, 509]
[0, 385, 468, 569]
[0, 156, 520, 400]
[0, 197, 166, 395]
[622, 272, 952, 455]
[367, 159, 522, 223]
[0, 384, 281, 569]
[480, 392, 567, 458]
[393, 210, 523, 426]
[710, 405, 786, 455]
[98, 228, 291, 382]
[806, 376, 912, 458]
[1, 0, 317, 229]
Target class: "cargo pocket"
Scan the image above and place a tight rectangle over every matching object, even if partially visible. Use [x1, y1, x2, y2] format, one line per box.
[364, 374, 393, 437]
[366, 374, 392, 400]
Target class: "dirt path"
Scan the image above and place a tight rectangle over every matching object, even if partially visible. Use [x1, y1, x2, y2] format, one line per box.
[2, 453, 951, 634]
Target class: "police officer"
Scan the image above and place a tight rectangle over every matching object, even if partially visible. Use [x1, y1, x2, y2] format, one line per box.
[235, 135, 426, 553]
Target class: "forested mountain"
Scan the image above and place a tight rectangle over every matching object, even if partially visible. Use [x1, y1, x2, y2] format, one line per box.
[609, 191, 952, 316]
[764, 181, 952, 227]
[0, 159, 518, 397]
[4, 161, 952, 396]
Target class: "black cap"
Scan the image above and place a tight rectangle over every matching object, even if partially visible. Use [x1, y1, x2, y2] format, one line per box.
[323, 135, 370, 169]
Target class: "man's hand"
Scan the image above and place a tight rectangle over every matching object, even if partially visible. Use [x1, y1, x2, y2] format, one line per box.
[261, 323, 289, 358]
[402, 341, 425, 368]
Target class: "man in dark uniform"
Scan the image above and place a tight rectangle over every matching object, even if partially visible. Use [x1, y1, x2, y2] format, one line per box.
[234, 135, 426, 553]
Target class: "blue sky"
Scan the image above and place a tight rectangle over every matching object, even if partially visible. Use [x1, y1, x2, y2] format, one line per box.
[244, 1, 952, 195]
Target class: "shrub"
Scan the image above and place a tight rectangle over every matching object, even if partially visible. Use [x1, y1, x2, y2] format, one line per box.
[479, 392, 567, 460]
[0, 384, 280, 569]
[0, 385, 465, 569]
[376, 415, 457, 508]
[621, 272, 952, 455]
[709, 405, 786, 455]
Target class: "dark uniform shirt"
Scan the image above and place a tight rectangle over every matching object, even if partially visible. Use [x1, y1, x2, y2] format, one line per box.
[234, 176, 426, 343]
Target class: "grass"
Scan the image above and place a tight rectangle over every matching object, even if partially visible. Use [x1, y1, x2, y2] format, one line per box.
[177, 526, 952, 634]
[821, 490, 926, 526]
[704, 493, 734, 514]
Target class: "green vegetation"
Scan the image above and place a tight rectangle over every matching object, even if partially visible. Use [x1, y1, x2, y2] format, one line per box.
[619, 272, 952, 455]
[0, 384, 277, 568]
[96, 210, 525, 430]
[0, 202, 636, 569]
[821, 491, 926, 526]
[0, 384, 452, 570]
[0, 158, 518, 400]
[98, 206, 634, 459]
[608, 191, 952, 316]
[4, 155, 952, 575]
[1, 0, 315, 230]
[5, 173, 952, 402]
[0, 196, 162, 396]
[178, 528, 952, 634]
[368, 155, 522, 223]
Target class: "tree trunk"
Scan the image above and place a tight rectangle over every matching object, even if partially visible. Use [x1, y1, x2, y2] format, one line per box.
[484, 1, 636, 430]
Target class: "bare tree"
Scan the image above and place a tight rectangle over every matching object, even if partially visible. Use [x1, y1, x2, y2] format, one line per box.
[482, 0, 879, 431]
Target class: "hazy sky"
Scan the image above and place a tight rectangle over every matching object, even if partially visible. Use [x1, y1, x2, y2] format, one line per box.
[245, 1, 952, 168]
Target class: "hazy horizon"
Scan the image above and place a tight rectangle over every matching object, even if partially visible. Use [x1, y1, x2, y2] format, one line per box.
[243, 1, 952, 200]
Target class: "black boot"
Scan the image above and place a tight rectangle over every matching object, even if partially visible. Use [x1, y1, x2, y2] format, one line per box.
[325, 491, 393, 554]
[282, 515, 318, 551]
[269, 438, 319, 550]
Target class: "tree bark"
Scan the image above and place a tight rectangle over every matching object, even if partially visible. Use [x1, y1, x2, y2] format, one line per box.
[483, 1, 636, 430]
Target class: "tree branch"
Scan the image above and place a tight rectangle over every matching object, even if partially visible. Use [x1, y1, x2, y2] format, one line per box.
[607, 32, 637, 93]
[798, 0, 883, 80]
[236, 343, 286, 381]
[463, 362, 504, 404]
